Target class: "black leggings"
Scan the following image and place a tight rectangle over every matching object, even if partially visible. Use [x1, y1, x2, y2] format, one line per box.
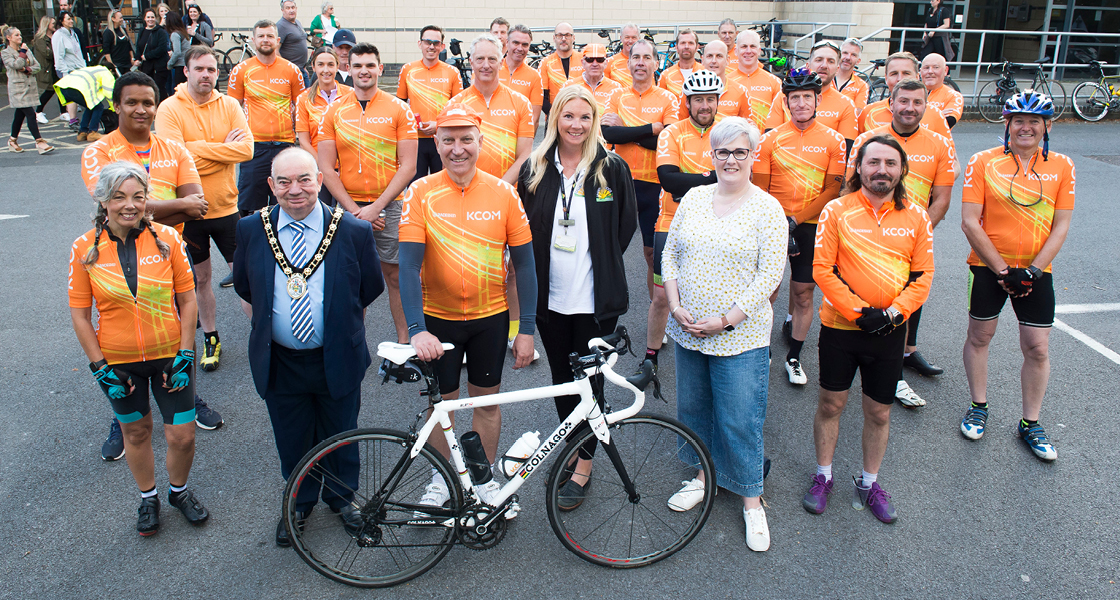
[538, 311, 618, 460]
[10, 107, 41, 139]
[37, 88, 63, 113]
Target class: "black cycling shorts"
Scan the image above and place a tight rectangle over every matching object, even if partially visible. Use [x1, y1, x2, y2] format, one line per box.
[652, 231, 669, 287]
[634, 180, 662, 248]
[107, 358, 196, 425]
[968, 266, 1055, 327]
[790, 222, 817, 284]
[425, 311, 509, 395]
[818, 325, 905, 406]
[182, 212, 238, 265]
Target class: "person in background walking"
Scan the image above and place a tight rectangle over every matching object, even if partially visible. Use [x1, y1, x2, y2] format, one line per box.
[921, 0, 955, 62]
[310, 1, 339, 46]
[277, 0, 310, 86]
[185, 5, 214, 47]
[101, 10, 134, 77]
[32, 16, 60, 124]
[52, 10, 85, 130]
[134, 8, 170, 102]
[166, 11, 190, 96]
[4, 25, 55, 154]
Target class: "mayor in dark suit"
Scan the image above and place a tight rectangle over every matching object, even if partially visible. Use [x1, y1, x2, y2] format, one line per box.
[232, 147, 384, 547]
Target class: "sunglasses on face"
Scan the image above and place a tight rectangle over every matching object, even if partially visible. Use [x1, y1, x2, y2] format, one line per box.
[585, 57, 605, 63]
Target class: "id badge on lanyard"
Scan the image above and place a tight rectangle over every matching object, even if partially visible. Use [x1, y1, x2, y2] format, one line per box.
[554, 170, 584, 253]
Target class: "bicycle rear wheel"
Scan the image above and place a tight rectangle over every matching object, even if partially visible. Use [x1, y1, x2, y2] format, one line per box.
[977, 80, 1017, 123]
[284, 428, 463, 588]
[545, 414, 715, 568]
[944, 76, 961, 93]
[1039, 79, 1066, 118]
[867, 79, 888, 103]
[1071, 81, 1111, 121]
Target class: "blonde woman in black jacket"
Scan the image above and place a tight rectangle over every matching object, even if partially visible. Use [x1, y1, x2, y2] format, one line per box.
[517, 84, 638, 511]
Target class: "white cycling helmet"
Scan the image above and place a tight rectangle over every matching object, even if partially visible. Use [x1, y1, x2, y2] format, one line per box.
[682, 70, 724, 97]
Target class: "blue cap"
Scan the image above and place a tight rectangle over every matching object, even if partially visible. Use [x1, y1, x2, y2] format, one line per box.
[332, 29, 356, 48]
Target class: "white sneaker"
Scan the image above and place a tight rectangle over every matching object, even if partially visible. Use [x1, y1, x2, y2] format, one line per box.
[667, 478, 707, 512]
[474, 480, 517, 519]
[785, 358, 807, 385]
[895, 380, 926, 407]
[743, 505, 770, 551]
[57, 113, 70, 122]
[413, 480, 450, 520]
[662, 334, 668, 345]
[36, 113, 48, 124]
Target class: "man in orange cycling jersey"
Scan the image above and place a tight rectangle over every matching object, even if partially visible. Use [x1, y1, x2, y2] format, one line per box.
[959, 91, 1073, 463]
[753, 69, 846, 386]
[538, 22, 582, 116]
[605, 23, 640, 87]
[658, 28, 700, 99]
[651, 70, 723, 363]
[227, 19, 306, 215]
[674, 40, 753, 122]
[804, 135, 933, 525]
[398, 25, 464, 181]
[920, 53, 963, 128]
[765, 41, 858, 145]
[834, 38, 869, 114]
[400, 103, 537, 513]
[848, 79, 956, 405]
[563, 43, 621, 112]
[718, 19, 739, 70]
[858, 52, 952, 140]
[500, 24, 543, 126]
[601, 38, 679, 372]
[489, 17, 509, 52]
[318, 42, 418, 345]
[728, 30, 782, 133]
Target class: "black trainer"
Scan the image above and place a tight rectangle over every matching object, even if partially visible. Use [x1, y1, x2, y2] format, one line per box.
[101, 419, 125, 461]
[276, 509, 312, 547]
[194, 395, 224, 430]
[904, 351, 944, 376]
[219, 273, 235, 288]
[137, 496, 160, 536]
[169, 489, 210, 525]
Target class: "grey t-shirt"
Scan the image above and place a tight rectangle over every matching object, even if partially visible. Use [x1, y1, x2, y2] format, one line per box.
[277, 17, 307, 67]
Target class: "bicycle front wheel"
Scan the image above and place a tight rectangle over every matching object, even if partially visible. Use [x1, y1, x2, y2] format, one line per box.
[867, 79, 888, 103]
[977, 80, 1017, 123]
[1071, 81, 1111, 121]
[545, 414, 716, 568]
[284, 428, 464, 588]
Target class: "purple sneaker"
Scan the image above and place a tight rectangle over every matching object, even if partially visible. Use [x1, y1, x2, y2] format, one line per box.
[852, 477, 897, 524]
[801, 474, 834, 514]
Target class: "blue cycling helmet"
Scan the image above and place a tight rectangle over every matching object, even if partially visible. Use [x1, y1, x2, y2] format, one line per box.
[1002, 89, 1053, 159]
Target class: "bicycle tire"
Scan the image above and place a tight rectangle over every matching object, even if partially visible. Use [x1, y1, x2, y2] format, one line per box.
[1071, 81, 1111, 121]
[977, 79, 1017, 123]
[545, 414, 715, 568]
[867, 79, 889, 104]
[284, 428, 464, 588]
[1040, 79, 1066, 119]
[944, 76, 961, 93]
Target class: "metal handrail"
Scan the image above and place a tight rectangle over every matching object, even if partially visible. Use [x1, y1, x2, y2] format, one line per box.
[790, 23, 856, 56]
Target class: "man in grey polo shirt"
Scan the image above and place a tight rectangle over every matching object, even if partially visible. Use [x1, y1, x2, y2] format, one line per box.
[277, 0, 310, 85]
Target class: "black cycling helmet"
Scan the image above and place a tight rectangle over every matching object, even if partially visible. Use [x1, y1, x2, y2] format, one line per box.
[782, 67, 823, 95]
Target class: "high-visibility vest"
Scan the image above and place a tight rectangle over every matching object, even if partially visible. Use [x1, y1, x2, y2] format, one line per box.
[55, 66, 116, 111]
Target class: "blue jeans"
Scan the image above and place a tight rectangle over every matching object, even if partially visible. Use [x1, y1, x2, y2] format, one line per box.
[674, 343, 768, 498]
[79, 101, 106, 133]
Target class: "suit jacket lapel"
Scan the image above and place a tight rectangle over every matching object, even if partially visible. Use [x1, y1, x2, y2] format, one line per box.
[263, 207, 281, 316]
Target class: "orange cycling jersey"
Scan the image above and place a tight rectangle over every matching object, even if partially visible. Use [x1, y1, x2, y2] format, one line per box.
[655, 117, 719, 232]
[962, 146, 1076, 272]
[753, 120, 846, 224]
[847, 125, 955, 210]
[538, 51, 584, 103]
[814, 190, 935, 330]
[68, 224, 195, 364]
[318, 89, 418, 204]
[399, 169, 532, 320]
[658, 63, 699, 98]
[499, 60, 544, 106]
[926, 84, 963, 122]
[605, 53, 632, 87]
[765, 86, 858, 140]
[226, 56, 305, 143]
[449, 84, 535, 179]
[563, 75, 622, 112]
[295, 84, 351, 151]
[604, 85, 680, 183]
[858, 99, 952, 139]
[834, 74, 870, 114]
[727, 66, 782, 132]
[675, 78, 753, 122]
[81, 131, 201, 233]
[396, 59, 464, 138]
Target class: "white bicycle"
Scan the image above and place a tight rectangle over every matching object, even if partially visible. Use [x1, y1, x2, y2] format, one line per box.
[281, 326, 716, 588]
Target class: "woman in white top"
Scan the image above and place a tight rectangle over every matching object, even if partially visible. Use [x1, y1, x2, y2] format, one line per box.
[661, 116, 787, 552]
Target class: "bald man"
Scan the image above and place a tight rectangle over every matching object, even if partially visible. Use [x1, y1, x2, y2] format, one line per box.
[538, 22, 583, 115]
[920, 53, 963, 128]
[728, 29, 782, 133]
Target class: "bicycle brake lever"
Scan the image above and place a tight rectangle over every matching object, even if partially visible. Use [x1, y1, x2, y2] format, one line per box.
[652, 374, 665, 403]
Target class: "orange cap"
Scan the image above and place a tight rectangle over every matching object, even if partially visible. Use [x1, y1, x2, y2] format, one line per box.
[582, 44, 607, 59]
[436, 102, 483, 128]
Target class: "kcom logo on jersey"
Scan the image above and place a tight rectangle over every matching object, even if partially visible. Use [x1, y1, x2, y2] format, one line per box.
[150, 159, 179, 169]
[491, 109, 516, 116]
[467, 210, 502, 221]
[365, 116, 395, 124]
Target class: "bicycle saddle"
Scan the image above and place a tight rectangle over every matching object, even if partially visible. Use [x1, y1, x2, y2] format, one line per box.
[377, 342, 455, 365]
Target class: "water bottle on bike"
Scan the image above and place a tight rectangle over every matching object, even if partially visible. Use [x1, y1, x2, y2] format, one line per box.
[499, 431, 541, 477]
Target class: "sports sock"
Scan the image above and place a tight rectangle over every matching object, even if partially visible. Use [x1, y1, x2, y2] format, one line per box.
[646, 348, 659, 364]
[786, 339, 804, 362]
[971, 400, 987, 409]
[169, 483, 187, 503]
[140, 486, 158, 499]
[1020, 418, 1038, 429]
[903, 352, 912, 358]
[816, 464, 832, 482]
[785, 314, 792, 323]
[205, 331, 219, 343]
[860, 470, 877, 488]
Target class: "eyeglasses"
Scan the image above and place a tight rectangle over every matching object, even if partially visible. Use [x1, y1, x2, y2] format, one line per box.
[555, 33, 574, 39]
[420, 39, 442, 46]
[713, 148, 751, 161]
[585, 57, 605, 63]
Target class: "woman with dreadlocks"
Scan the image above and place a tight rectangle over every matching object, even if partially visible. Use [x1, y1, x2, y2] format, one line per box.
[68, 161, 211, 537]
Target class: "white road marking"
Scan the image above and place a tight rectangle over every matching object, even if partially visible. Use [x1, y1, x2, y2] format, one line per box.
[1054, 303, 1120, 314]
[0, 214, 29, 221]
[1053, 319, 1120, 366]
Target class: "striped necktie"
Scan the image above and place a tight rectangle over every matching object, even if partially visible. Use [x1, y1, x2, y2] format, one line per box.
[287, 220, 315, 343]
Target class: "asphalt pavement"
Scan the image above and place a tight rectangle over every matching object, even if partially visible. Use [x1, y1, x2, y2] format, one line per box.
[0, 116, 1117, 600]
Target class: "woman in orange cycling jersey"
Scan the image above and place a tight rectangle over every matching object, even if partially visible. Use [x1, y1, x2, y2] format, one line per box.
[69, 161, 210, 536]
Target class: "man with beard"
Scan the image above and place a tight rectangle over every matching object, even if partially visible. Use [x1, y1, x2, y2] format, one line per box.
[765, 40, 857, 146]
[728, 30, 782, 133]
[538, 22, 582, 116]
[227, 19, 306, 215]
[833, 38, 869, 114]
[318, 42, 418, 347]
[499, 24, 543, 126]
[605, 23, 640, 87]
[802, 135, 934, 525]
[753, 69, 845, 386]
[848, 79, 955, 402]
[673, 40, 753, 122]
[858, 52, 951, 139]
[658, 28, 700, 98]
